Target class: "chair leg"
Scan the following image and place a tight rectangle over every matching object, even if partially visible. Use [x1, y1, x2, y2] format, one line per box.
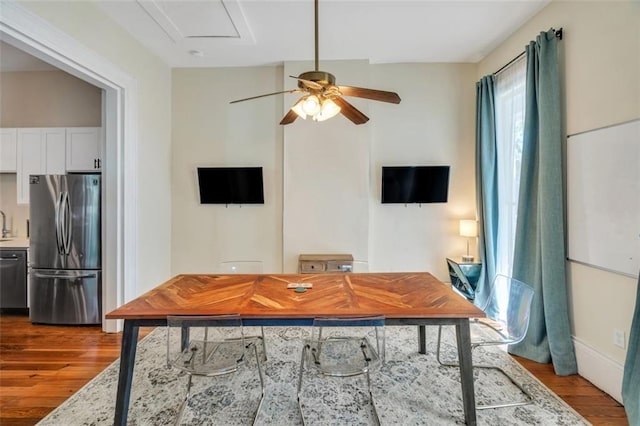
[174, 373, 194, 425]
[297, 344, 309, 426]
[436, 325, 532, 409]
[259, 326, 268, 362]
[250, 342, 266, 425]
[472, 364, 533, 410]
[365, 369, 381, 426]
[436, 325, 458, 367]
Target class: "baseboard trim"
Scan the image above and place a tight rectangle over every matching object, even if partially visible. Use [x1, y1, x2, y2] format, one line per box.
[573, 336, 624, 403]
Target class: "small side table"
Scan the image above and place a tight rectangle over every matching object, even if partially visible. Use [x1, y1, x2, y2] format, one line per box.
[446, 258, 482, 301]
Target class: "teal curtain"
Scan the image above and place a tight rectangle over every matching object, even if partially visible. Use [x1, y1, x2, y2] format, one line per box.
[509, 30, 577, 376]
[622, 275, 640, 425]
[474, 76, 498, 308]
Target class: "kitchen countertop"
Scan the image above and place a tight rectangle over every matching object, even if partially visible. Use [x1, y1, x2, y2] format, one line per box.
[0, 238, 29, 249]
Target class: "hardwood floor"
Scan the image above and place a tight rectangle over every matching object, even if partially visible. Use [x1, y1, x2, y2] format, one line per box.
[0, 314, 628, 425]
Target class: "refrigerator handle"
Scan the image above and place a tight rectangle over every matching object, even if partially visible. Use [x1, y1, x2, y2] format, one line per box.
[33, 271, 97, 279]
[62, 191, 72, 255]
[54, 192, 64, 254]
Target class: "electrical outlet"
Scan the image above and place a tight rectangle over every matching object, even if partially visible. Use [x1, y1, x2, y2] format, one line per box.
[613, 329, 626, 349]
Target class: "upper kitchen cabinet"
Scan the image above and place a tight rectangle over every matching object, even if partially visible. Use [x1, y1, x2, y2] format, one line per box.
[0, 128, 17, 172]
[16, 128, 66, 204]
[66, 127, 102, 172]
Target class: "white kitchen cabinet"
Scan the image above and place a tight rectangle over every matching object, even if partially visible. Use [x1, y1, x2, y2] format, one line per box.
[66, 127, 101, 172]
[0, 128, 18, 172]
[16, 128, 66, 204]
[43, 128, 66, 174]
[16, 129, 43, 204]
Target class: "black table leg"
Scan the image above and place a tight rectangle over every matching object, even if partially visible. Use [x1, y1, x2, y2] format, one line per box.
[456, 319, 477, 425]
[114, 319, 139, 426]
[418, 325, 427, 354]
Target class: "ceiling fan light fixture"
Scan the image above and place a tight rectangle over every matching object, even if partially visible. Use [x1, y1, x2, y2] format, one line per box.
[301, 95, 321, 116]
[291, 98, 308, 120]
[229, 0, 400, 125]
[314, 98, 341, 122]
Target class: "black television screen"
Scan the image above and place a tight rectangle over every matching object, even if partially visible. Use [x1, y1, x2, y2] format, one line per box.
[197, 167, 264, 204]
[381, 166, 450, 204]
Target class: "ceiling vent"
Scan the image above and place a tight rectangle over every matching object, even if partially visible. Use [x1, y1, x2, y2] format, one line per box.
[137, 0, 254, 44]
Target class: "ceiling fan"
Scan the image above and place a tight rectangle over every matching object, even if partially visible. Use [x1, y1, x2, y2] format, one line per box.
[230, 0, 401, 125]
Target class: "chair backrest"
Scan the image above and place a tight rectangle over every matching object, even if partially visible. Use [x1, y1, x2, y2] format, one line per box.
[220, 261, 263, 274]
[480, 274, 534, 343]
[167, 314, 244, 375]
[312, 316, 386, 363]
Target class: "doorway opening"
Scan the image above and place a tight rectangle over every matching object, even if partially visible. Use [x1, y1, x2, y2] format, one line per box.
[1, 3, 138, 332]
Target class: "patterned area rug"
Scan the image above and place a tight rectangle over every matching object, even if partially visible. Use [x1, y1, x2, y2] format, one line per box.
[39, 325, 589, 425]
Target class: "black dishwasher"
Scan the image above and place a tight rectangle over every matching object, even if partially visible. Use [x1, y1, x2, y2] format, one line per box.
[0, 250, 28, 312]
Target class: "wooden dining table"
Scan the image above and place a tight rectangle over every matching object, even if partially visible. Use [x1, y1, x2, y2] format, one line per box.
[106, 272, 485, 425]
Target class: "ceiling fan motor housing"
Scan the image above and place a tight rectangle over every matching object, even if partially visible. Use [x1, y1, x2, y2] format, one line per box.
[298, 71, 336, 88]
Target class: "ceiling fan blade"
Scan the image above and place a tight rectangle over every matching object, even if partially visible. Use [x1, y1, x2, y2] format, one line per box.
[289, 75, 323, 90]
[230, 89, 300, 104]
[279, 108, 299, 125]
[338, 86, 401, 104]
[332, 96, 369, 125]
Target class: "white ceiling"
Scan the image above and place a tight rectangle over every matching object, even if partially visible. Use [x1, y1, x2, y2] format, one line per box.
[97, 0, 551, 68]
[0, 1, 550, 71]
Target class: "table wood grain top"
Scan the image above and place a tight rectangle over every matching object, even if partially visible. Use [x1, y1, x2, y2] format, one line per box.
[106, 272, 484, 320]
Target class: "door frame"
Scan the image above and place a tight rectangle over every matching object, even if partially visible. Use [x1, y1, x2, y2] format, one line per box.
[0, 1, 138, 332]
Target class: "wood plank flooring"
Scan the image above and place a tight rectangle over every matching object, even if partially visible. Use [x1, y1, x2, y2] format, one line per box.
[0, 314, 628, 425]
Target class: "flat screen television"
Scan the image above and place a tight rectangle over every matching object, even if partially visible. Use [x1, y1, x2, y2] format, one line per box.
[197, 167, 264, 204]
[381, 165, 450, 204]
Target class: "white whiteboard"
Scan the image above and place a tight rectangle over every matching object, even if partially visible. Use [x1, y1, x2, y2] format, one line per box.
[567, 119, 640, 278]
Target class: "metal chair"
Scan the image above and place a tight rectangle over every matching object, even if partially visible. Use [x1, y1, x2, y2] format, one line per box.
[166, 314, 265, 425]
[437, 274, 535, 409]
[219, 261, 267, 361]
[297, 316, 385, 425]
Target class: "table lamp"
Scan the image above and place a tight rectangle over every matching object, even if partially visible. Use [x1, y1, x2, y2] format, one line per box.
[459, 219, 478, 262]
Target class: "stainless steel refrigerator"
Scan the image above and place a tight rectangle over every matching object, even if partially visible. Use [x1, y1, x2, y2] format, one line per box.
[29, 174, 101, 324]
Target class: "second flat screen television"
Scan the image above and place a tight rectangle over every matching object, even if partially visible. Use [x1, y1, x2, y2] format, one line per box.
[197, 167, 264, 204]
[382, 165, 450, 204]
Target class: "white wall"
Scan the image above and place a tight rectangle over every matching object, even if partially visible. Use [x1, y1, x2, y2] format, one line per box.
[17, 1, 173, 296]
[478, 0, 640, 401]
[171, 61, 477, 279]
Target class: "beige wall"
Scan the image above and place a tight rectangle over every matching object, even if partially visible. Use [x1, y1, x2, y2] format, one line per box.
[19, 1, 173, 296]
[0, 70, 101, 127]
[171, 61, 477, 279]
[369, 63, 477, 278]
[478, 0, 640, 396]
[282, 60, 372, 273]
[171, 66, 284, 273]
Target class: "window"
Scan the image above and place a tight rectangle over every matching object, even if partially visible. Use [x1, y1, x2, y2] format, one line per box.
[494, 55, 527, 277]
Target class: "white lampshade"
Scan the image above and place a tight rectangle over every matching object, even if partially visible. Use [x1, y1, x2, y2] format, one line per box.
[459, 220, 478, 238]
[291, 98, 308, 120]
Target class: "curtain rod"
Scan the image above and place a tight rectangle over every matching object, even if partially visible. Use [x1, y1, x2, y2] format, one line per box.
[493, 28, 563, 76]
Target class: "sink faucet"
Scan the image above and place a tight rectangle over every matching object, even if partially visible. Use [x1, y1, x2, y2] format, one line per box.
[0, 210, 9, 238]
